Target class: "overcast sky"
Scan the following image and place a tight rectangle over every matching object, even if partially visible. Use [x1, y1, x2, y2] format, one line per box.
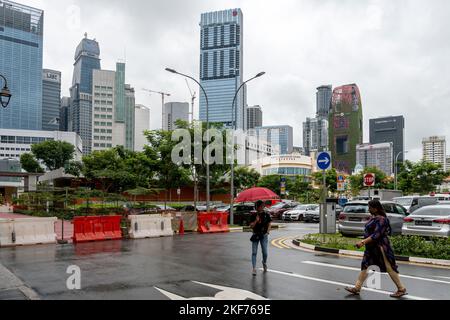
[20, 0, 450, 161]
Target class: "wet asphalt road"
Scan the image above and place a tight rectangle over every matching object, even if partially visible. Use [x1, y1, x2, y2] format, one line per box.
[0, 222, 449, 300]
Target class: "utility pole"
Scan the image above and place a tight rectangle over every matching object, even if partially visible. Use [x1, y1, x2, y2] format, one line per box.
[142, 89, 171, 129]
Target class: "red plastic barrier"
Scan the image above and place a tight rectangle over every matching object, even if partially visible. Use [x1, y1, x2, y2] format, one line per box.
[197, 212, 229, 234]
[73, 216, 122, 243]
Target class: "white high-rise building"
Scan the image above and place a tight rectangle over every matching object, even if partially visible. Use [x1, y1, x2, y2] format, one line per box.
[163, 102, 189, 131]
[356, 142, 394, 176]
[422, 136, 447, 170]
[134, 105, 151, 152]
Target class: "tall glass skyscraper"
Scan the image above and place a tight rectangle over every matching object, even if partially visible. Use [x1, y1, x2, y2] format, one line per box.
[199, 9, 246, 129]
[70, 34, 101, 154]
[42, 69, 61, 131]
[0, 1, 43, 130]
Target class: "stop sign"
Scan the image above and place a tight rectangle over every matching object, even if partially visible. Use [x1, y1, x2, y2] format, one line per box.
[364, 173, 375, 187]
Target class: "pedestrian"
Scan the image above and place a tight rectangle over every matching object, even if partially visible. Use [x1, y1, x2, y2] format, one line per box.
[249, 200, 272, 276]
[345, 199, 408, 298]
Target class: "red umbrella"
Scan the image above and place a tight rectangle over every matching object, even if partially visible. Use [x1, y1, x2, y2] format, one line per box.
[235, 187, 280, 203]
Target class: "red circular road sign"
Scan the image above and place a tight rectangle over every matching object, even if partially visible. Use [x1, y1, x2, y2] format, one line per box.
[364, 173, 375, 187]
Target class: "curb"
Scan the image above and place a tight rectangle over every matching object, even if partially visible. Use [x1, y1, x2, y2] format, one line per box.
[293, 239, 450, 267]
[229, 227, 244, 233]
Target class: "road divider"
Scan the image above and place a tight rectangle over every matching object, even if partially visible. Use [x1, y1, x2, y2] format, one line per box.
[197, 212, 229, 234]
[73, 216, 122, 243]
[128, 214, 174, 239]
[0, 217, 57, 247]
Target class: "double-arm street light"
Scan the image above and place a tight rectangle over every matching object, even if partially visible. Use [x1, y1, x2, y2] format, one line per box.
[0, 75, 12, 108]
[394, 151, 408, 191]
[165, 68, 211, 211]
[229, 72, 266, 225]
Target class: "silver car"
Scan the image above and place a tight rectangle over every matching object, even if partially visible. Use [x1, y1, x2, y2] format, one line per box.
[402, 205, 450, 238]
[338, 201, 408, 237]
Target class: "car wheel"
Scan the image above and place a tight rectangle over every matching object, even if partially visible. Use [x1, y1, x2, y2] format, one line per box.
[298, 215, 304, 222]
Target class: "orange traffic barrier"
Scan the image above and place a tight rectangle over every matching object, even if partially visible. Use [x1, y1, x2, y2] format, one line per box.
[179, 218, 185, 235]
[73, 216, 122, 243]
[197, 212, 229, 234]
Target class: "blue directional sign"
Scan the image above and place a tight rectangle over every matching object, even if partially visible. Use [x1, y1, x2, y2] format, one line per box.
[317, 152, 332, 171]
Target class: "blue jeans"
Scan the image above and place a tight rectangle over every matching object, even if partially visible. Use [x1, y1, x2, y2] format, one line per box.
[252, 234, 269, 269]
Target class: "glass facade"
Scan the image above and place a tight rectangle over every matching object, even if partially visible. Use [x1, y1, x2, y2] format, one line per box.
[254, 126, 294, 155]
[42, 69, 61, 131]
[0, 1, 43, 130]
[199, 9, 246, 129]
[70, 36, 101, 154]
[263, 167, 311, 176]
[124, 84, 135, 151]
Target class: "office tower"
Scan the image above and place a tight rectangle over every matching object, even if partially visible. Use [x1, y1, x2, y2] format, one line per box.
[163, 102, 190, 131]
[446, 156, 450, 172]
[356, 143, 394, 176]
[422, 136, 447, 170]
[199, 9, 246, 129]
[92, 63, 135, 152]
[134, 104, 150, 152]
[252, 125, 293, 155]
[0, 1, 43, 130]
[370, 116, 405, 173]
[329, 84, 363, 174]
[60, 97, 70, 132]
[42, 69, 61, 131]
[316, 85, 332, 119]
[70, 34, 101, 154]
[303, 117, 328, 156]
[247, 105, 263, 129]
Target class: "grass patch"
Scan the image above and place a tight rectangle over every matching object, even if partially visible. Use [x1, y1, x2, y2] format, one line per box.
[301, 233, 450, 260]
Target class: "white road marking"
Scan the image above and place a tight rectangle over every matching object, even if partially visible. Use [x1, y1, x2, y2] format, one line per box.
[433, 276, 450, 280]
[302, 261, 450, 285]
[262, 268, 430, 300]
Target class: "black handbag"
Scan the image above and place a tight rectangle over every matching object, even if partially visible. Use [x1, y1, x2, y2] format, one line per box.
[250, 234, 261, 242]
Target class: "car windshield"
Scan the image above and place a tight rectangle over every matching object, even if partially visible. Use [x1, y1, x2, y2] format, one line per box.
[394, 198, 413, 207]
[293, 205, 308, 210]
[413, 207, 450, 216]
[344, 204, 368, 213]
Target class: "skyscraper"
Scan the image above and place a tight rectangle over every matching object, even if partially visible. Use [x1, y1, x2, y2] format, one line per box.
[163, 102, 189, 131]
[316, 85, 332, 119]
[134, 104, 150, 152]
[329, 84, 363, 174]
[42, 69, 61, 131]
[303, 117, 328, 156]
[356, 143, 394, 176]
[0, 1, 43, 130]
[252, 125, 293, 155]
[60, 97, 70, 132]
[422, 136, 447, 170]
[247, 105, 263, 129]
[70, 34, 101, 154]
[199, 9, 246, 129]
[124, 84, 135, 151]
[370, 116, 405, 173]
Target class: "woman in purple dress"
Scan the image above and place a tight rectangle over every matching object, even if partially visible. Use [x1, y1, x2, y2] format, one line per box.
[345, 200, 408, 298]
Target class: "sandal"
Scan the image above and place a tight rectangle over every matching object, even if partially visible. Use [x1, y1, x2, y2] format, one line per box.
[390, 289, 408, 298]
[345, 287, 360, 295]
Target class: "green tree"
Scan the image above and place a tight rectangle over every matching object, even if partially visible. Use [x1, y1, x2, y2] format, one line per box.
[348, 167, 393, 196]
[31, 140, 75, 171]
[64, 161, 83, 177]
[20, 153, 44, 173]
[312, 168, 339, 193]
[233, 166, 261, 194]
[257, 175, 283, 195]
[397, 161, 447, 194]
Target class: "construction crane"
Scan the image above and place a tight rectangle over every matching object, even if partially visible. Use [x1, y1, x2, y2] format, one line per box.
[185, 79, 196, 123]
[142, 88, 171, 129]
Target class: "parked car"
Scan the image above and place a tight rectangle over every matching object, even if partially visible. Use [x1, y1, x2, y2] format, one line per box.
[155, 204, 176, 211]
[303, 205, 321, 223]
[181, 205, 208, 212]
[393, 196, 438, 214]
[282, 204, 319, 222]
[338, 201, 408, 237]
[335, 205, 343, 221]
[402, 205, 450, 238]
[215, 205, 230, 212]
[268, 201, 299, 220]
[227, 203, 256, 226]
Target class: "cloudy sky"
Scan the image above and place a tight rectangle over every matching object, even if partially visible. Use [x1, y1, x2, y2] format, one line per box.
[20, 0, 450, 161]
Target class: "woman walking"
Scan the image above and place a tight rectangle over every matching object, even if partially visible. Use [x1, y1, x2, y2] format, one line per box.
[249, 200, 272, 276]
[345, 199, 408, 298]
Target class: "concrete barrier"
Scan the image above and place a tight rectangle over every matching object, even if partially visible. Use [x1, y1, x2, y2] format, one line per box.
[128, 215, 174, 239]
[0, 217, 57, 247]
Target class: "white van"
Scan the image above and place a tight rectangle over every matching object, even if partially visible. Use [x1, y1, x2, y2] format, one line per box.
[393, 196, 438, 214]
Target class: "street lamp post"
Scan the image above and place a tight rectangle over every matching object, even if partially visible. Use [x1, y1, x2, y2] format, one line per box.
[0, 75, 12, 108]
[229, 72, 266, 226]
[394, 151, 408, 191]
[165, 68, 211, 211]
